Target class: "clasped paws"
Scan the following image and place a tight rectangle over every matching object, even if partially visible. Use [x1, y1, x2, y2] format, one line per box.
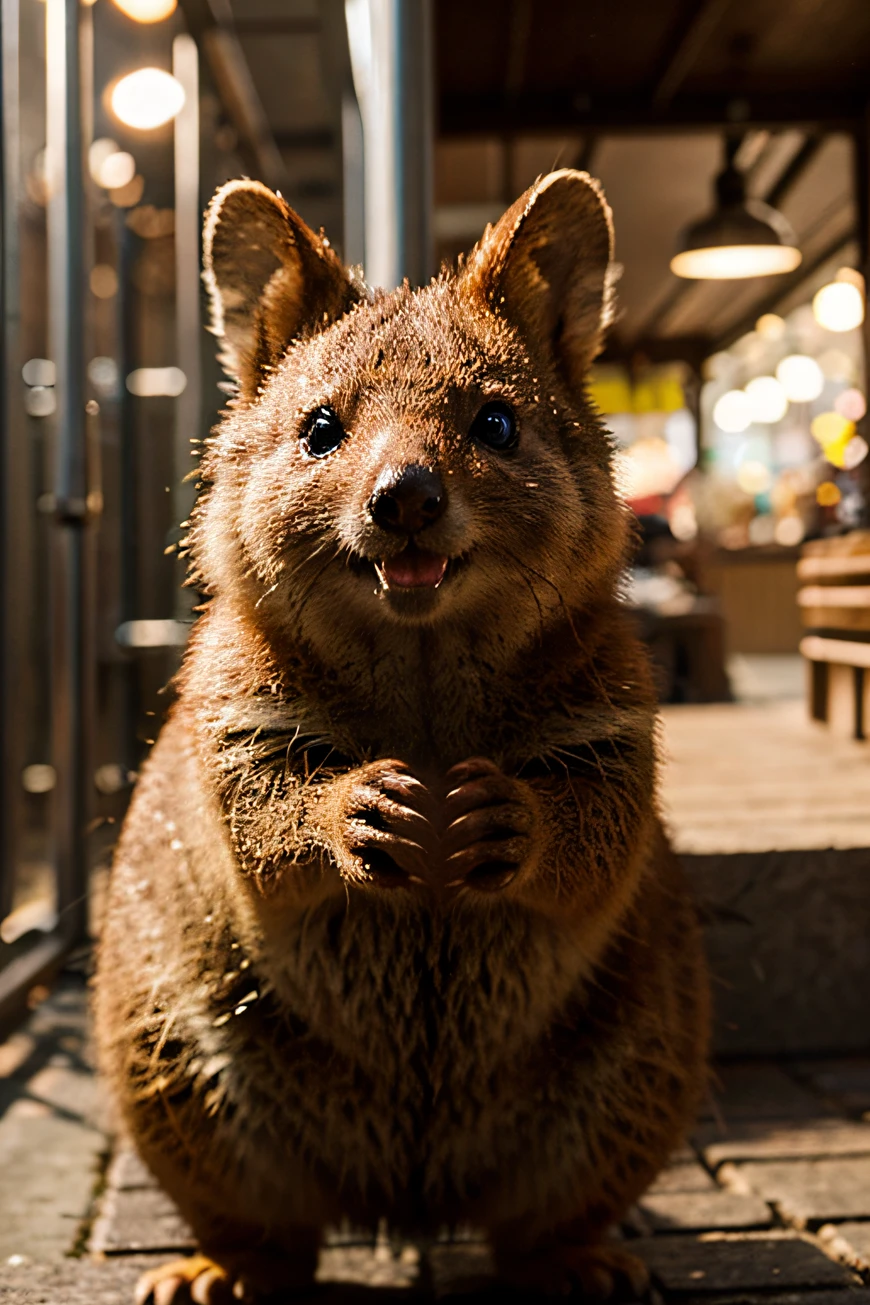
[331, 756, 537, 894]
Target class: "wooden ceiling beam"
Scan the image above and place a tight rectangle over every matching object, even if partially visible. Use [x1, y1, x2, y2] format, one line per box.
[651, 0, 734, 108]
[438, 91, 862, 137]
[765, 134, 823, 208]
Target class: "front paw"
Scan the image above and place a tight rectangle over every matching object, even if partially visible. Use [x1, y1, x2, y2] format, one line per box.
[443, 757, 537, 892]
[332, 759, 437, 886]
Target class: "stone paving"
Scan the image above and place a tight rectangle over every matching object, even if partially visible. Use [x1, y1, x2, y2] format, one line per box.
[1, 970, 870, 1304]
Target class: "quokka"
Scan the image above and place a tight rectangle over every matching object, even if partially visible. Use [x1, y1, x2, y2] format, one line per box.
[95, 169, 709, 1302]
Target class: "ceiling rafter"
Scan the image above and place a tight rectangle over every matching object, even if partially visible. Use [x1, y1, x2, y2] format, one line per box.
[439, 92, 863, 137]
[651, 0, 734, 108]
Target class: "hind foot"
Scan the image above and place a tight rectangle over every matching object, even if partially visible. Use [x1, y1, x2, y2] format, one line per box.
[134, 1256, 234, 1305]
[496, 1241, 649, 1299]
[133, 1247, 317, 1305]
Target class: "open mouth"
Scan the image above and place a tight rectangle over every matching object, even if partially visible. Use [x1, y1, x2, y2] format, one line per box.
[375, 545, 449, 591]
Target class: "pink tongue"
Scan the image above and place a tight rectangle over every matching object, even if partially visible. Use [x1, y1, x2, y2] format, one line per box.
[382, 549, 448, 589]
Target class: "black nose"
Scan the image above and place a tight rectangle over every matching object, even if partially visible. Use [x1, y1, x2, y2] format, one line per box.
[368, 465, 446, 535]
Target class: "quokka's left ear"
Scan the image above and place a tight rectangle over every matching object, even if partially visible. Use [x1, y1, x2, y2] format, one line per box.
[203, 179, 361, 402]
[462, 169, 617, 389]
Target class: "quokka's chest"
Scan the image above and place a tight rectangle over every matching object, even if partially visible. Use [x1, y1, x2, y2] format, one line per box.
[205, 941, 595, 1228]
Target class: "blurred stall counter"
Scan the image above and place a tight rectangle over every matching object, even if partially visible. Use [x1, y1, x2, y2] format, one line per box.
[703, 544, 804, 655]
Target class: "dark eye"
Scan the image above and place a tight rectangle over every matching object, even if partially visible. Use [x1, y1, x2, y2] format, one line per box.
[469, 400, 518, 451]
[301, 406, 346, 458]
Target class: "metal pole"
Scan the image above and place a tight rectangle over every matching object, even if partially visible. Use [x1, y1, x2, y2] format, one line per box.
[345, 0, 433, 289]
[341, 88, 365, 269]
[46, 0, 88, 943]
[320, 0, 365, 267]
[172, 32, 201, 621]
[116, 213, 139, 772]
[0, 0, 27, 925]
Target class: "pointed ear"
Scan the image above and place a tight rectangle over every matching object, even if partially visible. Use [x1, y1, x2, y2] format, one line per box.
[463, 169, 616, 388]
[203, 179, 361, 400]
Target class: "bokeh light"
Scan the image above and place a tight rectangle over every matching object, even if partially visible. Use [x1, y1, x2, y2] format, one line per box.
[669, 502, 698, 541]
[811, 411, 853, 446]
[818, 348, 855, 381]
[834, 388, 867, 422]
[90, 264, 118, 298]
[88, 137, 119, 182]
[745, 376, 788, 424]
[112, 0, 177, 19]
[109, 175, 145, 208]
[736, 460, 771, 495]
[755, 313, 786, 340]
[98, 150, 136, 189]
[110, 69, 185, 130]
[713, 389, 752, 432]
[843, 435, 869, 470]
[776, 354, 824, 403]
[813, 280, 865, 333]
[126, 366, 187, 397]
[816, 481, 842, 507]
[811, 412, 856, 468]
[774, 515, 805, 546]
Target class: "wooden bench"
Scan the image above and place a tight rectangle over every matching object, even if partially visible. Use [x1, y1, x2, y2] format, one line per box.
[798, 532, 870, 740]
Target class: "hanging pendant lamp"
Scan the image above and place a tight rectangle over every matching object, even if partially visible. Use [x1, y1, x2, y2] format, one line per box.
[671, 139, 802, 280]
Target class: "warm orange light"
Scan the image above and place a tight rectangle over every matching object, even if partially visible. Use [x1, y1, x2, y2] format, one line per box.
[813, 280, 865, 333]
[110, 69, 184, 130]
[671, 244, 801, 280]
[112, 0, 177, 20]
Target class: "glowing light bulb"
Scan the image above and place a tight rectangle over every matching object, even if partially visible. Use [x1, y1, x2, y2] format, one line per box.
[745, 376, 788, 424]
[110, 69, 184, 131]
[813, 281, 865, 333]
[112, 0, 177, 19]
[670, 245, 801, 279]
[713, 389, 752, 433]
[775, 354, 824, 403]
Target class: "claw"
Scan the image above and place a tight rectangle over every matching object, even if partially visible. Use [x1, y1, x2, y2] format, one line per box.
[135, 1256, 230, 1305]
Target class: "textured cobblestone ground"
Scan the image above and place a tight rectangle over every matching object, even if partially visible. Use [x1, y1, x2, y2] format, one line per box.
[2, 972, 870, 1303]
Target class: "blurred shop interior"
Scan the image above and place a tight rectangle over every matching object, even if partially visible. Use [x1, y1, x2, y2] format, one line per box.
[2, 0, 870, 1015]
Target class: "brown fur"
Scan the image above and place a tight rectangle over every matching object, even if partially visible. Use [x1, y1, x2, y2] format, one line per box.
[95, 170, 709, 1301]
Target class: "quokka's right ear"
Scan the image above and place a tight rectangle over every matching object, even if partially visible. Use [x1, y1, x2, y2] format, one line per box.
[462, 169, 616, 392]
[203, 179, 361, 401]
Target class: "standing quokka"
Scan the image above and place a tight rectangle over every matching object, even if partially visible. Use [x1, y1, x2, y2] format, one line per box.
[95, 169, 709, 1302]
